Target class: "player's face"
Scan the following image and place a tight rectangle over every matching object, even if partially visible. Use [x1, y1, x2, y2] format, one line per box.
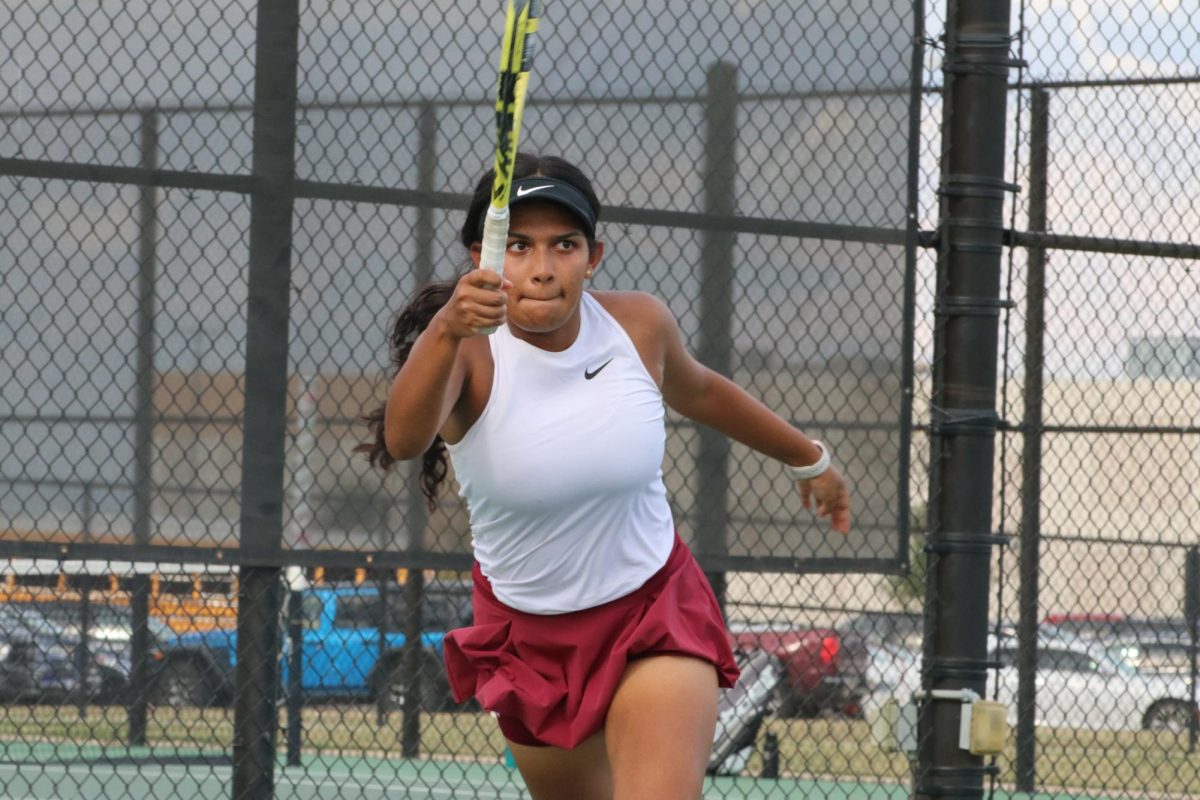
[493, 201, 602, 348]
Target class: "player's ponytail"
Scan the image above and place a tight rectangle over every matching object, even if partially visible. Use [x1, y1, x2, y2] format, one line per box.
[355, 279, 457, 508]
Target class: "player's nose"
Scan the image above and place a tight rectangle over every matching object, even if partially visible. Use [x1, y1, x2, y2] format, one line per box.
[529, 245, 554, 282]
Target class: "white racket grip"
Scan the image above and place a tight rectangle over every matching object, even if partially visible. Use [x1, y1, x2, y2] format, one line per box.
[479, 205, 509, 274]
[477, 205, 509, 335]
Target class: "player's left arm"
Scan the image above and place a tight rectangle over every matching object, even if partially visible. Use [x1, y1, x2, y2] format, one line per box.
[651, 295, 851, 533]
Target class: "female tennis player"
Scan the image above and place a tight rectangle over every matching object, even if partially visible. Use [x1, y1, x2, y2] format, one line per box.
[360, 153, 851, 799]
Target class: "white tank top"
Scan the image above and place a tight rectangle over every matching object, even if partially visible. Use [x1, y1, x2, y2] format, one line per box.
[445, 292, 675, 614]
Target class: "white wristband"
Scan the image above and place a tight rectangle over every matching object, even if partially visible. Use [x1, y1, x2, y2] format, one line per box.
[784, 441, 831, 480]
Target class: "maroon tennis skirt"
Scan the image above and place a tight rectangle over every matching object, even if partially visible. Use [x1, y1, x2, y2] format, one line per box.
[442, 534, 740, 748]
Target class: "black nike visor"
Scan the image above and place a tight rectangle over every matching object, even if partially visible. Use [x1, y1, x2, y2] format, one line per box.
[502, 176, 598, 240]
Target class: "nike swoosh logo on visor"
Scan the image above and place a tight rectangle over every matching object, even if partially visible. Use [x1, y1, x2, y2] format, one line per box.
[515, 184, 553, 198]
[584, 358, 614, 380]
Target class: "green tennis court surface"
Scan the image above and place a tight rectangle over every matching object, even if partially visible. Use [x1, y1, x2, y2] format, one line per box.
[0, 743, 1121, 799]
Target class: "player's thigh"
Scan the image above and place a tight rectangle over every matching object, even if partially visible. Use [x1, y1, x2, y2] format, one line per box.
[605, 654, 719, 799]
[507, 730, 613, 800]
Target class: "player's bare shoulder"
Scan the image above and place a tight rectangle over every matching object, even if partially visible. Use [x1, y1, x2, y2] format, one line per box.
[588, 290, 675, 385]
[589, 290, 674, 335]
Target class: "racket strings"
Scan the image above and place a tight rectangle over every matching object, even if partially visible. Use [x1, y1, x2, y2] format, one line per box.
[491, 0, 540, 210]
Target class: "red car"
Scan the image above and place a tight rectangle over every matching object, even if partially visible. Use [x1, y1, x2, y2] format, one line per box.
[730, 625, 871, 718]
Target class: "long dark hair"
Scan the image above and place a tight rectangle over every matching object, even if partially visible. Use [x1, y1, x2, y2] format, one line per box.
[354, 279, 457, 508]
[357, 152, 602, 507]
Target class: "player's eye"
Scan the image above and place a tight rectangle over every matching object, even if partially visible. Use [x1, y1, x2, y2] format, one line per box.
[507, 240, 529, 252]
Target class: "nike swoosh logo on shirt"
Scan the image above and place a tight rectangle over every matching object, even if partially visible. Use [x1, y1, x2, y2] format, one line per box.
[584, 358, 614, 380]
[515, 184, 553, 198]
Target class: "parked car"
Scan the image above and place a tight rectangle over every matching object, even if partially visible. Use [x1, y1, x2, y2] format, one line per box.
[151, 578, 472, 710]
[51, 601, 172, 704]
[827, 612, 928, 711]
[839, 610, 923, 650]
[1041, 614, 1194, 644]
[0, 604, 131, 703]
[1041, 615, 1198, 683]
[35, 601, 174, 648]
[1041, 611, 1126, 630]
[861, 638, 921, 697]
[730, 622, 871, 718]
[866, 631, 1199, 734]
[1115, 639, 1198, 677]
[708, 648, 782, 775]
[994, 634, 1199, 732]
[0, 616, 74, 702]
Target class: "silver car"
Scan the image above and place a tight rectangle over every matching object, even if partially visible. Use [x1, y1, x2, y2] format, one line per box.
[865, 631, 1198, 734]
[991, 633, 1197, 732]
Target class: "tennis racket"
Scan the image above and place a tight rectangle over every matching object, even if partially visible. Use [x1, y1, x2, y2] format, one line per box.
[478, 0, 541, 334]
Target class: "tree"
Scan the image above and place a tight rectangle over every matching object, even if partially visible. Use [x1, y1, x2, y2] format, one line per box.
[887, 503, 927, 610]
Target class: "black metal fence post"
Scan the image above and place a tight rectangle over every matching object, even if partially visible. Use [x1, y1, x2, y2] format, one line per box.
[377, 571, 392, 726]
[393, 99, 438, 759]
[233, 572, 284, 797]
[400, 570, 425, 759]
[414, 100, 437, 291]
[1186, 547, 1200, 753]
[921, 1, 1014, 797]
[283, 372, 314, 766]
[128, 573, 152, 739]
[696, 61, 739, 612]
[75, 575, 92, 719]
[285, 585, 304, 767]
[77, 488, 95, 720]
[898, 0, 927, 596]
[1016, 88, 1050, 792]
[232, 2, 300, 798]
[129, 107, 159, 748]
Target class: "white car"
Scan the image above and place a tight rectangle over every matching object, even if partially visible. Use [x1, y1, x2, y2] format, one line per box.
[862, 639, 921, 696]
[865, 632, 1198, 734]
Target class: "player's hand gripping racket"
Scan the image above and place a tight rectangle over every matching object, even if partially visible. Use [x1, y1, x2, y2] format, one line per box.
[478, 0, 541, 335]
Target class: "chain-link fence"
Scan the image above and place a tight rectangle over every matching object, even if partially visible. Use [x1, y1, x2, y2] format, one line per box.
[909, 0, 1200, 797]
[1, 0, 1198, 798]
[975, 0, 1200, 793]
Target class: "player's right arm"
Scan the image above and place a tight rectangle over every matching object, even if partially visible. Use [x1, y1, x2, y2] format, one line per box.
[383, 269, 509, 459]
